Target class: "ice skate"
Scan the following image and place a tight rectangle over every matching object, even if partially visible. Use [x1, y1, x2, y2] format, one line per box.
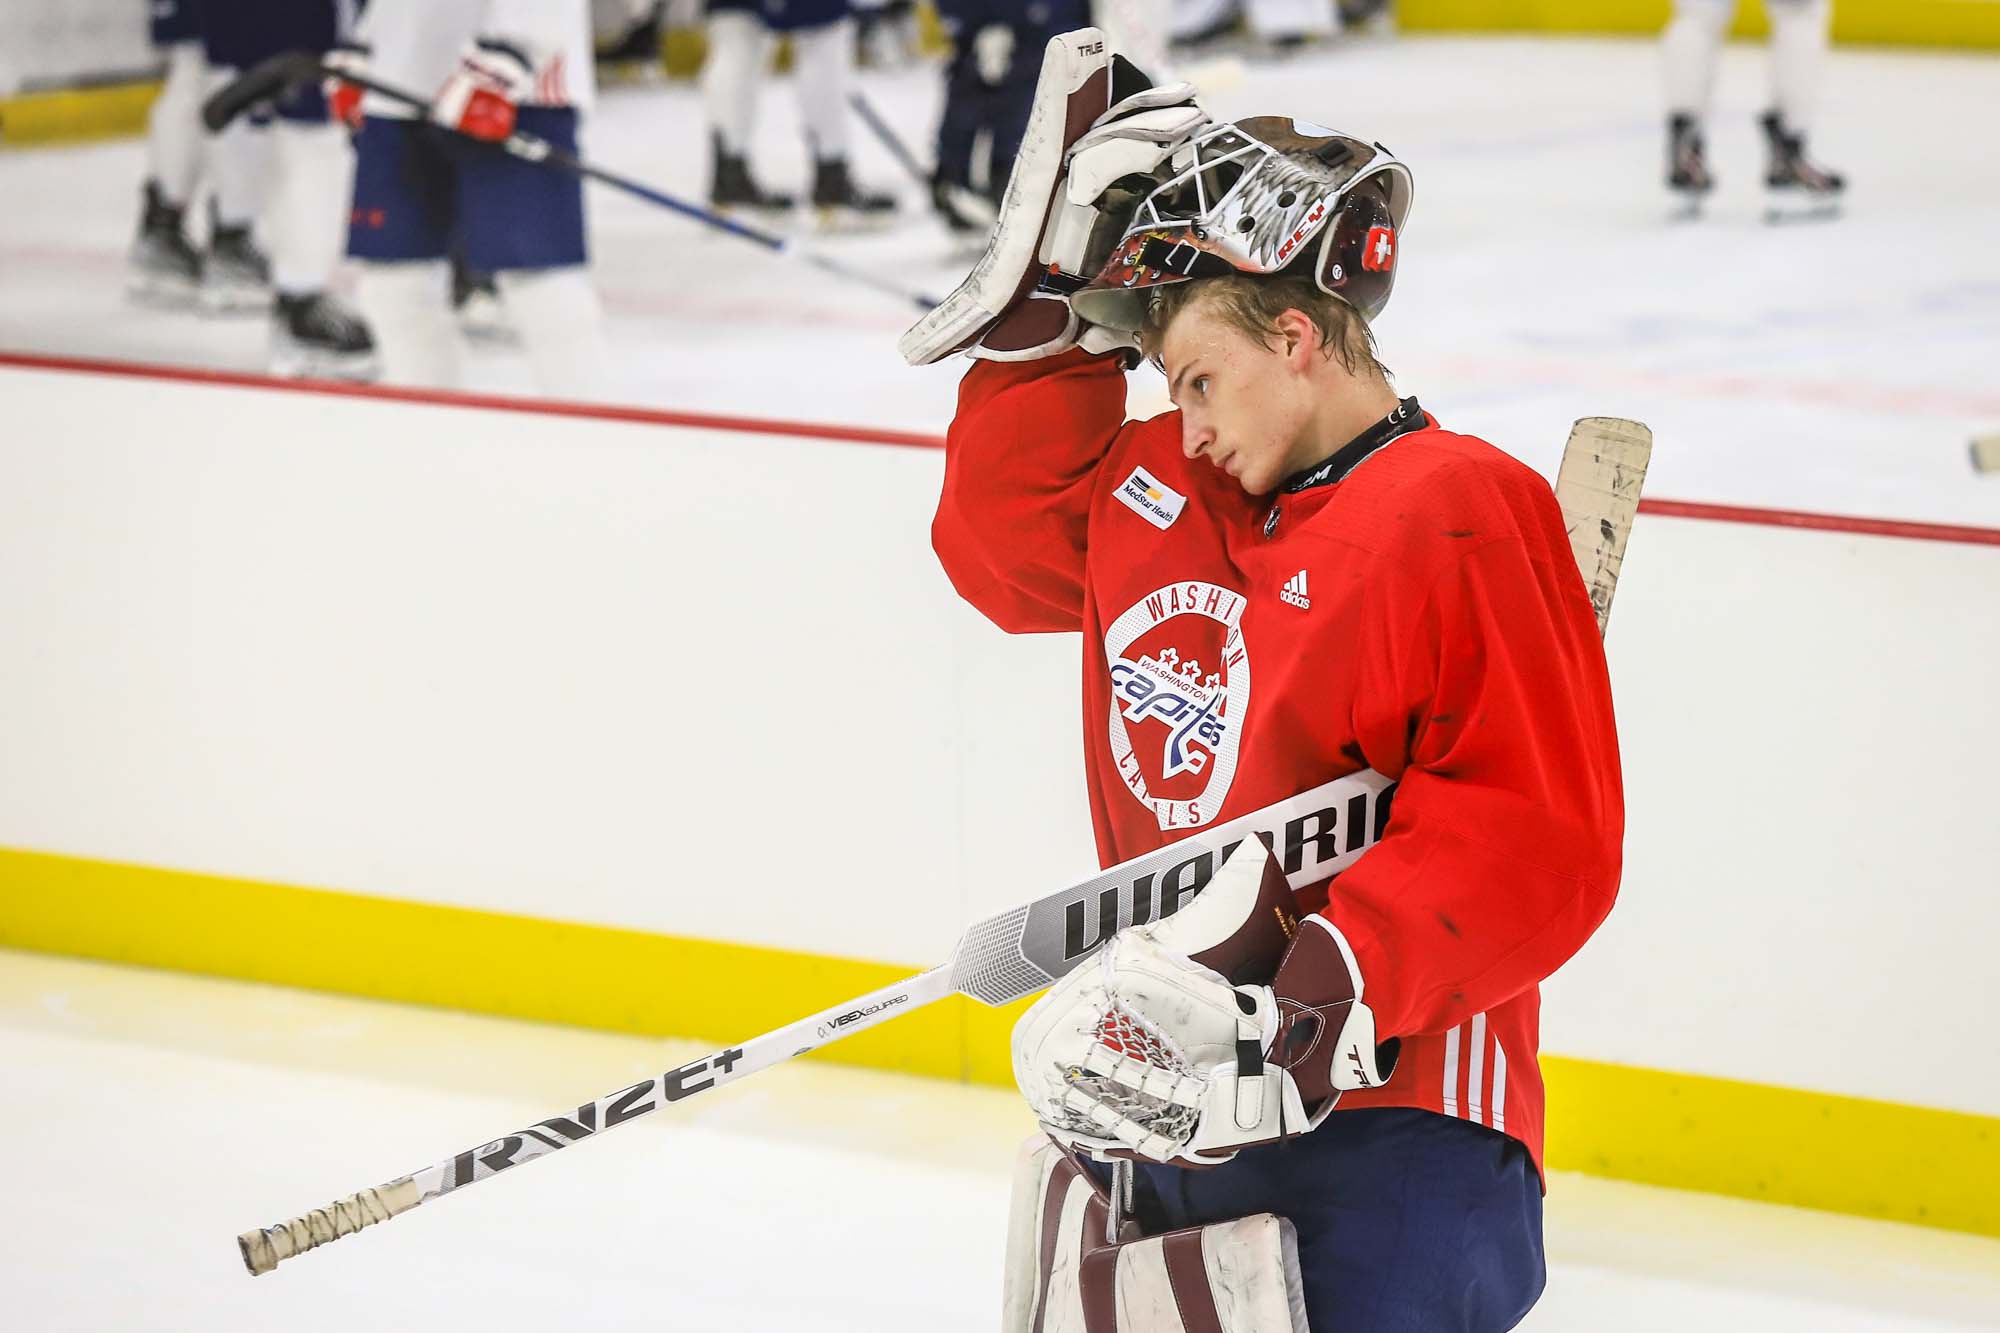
[1760, 110, 1845, 224]
[1666, 113, 1714, 220]
[1172, 7, 1242, 52]
[594, 3, 662, 84]
[811, 157, 896, 232]
[270, 291, 379, 381]
[1338, 0, 1395, 32]
[709, 136, 795, 220]
[452, 260, 516, 345]
[201, 214, 272, 316]
[127, 181, 202, 307]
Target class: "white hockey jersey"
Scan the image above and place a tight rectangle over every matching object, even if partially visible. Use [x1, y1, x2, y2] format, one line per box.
[358, 0, 596, 117]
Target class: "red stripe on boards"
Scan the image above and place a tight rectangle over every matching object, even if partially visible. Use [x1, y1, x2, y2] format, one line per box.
[0, 350, 947, 451]
[4, 351, 1997, 546]
[1638, 497, 2000, 548]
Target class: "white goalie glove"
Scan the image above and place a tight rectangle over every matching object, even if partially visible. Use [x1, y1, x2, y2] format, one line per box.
[1013, 836, 1399, 1166]
[898, 27, 1209, 365]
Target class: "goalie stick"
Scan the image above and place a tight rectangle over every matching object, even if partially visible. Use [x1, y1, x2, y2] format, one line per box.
[237, 771, 1399, 1274]
[234, 417, 1649, 1275]
[1555, 416, 1653, 632]
[201, 52, 940, 312]
[1972, 432, 2000, 477]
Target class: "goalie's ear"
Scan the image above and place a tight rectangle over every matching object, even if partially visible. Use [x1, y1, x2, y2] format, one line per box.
[1139, 835, 1297, 985]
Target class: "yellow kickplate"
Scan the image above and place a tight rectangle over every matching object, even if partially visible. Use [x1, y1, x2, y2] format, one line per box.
[4, 844, 1996, 1238]
[0, 82, 161, 148]
[1393, 0, 2000, 47]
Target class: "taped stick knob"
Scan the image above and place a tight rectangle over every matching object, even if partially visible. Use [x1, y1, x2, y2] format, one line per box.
[237, 1176, 421, 1275]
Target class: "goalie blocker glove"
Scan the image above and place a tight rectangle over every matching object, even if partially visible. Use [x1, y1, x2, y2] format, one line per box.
[899, 27, 1208, 365]
[1013, 836, 1399, 1166]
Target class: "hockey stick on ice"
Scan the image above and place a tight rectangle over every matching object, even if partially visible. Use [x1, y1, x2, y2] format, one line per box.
[201, 52, 941, 312]
[234, 419, 1648, 1275]
[849, 90, 933, 187]
[850, 89, 1001, 238]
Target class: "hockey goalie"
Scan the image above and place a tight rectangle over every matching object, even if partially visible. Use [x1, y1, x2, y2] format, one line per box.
[904, 28, 1626, 1333]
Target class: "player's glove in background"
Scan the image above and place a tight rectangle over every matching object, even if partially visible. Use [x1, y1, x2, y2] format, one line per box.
[323, 42, 370, 130]
[433, 39, 535, 143]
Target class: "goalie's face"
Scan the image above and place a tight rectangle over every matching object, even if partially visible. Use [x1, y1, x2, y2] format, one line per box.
[1163, 299, 1321, 498]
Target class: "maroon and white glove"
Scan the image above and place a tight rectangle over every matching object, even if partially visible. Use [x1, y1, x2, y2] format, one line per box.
[1267, 913, 1398, 1108]
[432, 40, 535, 143]
[1013, 836, 1399, 1165]
[322, 42, 369, 130]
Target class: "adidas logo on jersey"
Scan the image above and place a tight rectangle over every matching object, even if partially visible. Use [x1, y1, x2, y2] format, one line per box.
[1280, 570, 1311, 609]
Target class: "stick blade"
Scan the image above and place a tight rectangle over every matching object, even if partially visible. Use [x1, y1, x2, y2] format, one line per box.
[1555, 416, 1653, 634]
[1971, 432, 2000, 476]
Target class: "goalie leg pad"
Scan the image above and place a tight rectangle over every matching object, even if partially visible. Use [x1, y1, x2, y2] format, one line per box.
[1003, 1136, 1309, 1333]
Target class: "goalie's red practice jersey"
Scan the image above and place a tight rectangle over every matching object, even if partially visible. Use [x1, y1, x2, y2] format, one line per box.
[933, 349, 1624, 1174]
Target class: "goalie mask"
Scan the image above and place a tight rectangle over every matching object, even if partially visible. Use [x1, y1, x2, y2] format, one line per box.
[1068, 117, 1414, 334]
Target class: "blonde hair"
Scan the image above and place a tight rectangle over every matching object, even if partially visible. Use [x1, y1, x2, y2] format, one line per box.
[1137, 273, 1388, 381]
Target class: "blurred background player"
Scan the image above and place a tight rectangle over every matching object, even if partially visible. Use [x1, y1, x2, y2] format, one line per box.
[700, 0, 895, 225]
[1172, 0, 1341, 51]
[592, 0, 667, 74]
[128, 0, 211, 307]
[1094, 0, 1174, 76]
[199, 0, 376, 376]
[341, 0, 609, 399]
[929, 1, 1090, 243]
[1663, 0, 1847, 218]
[853, 0, 922, 69]
[128, 0, 279, 316]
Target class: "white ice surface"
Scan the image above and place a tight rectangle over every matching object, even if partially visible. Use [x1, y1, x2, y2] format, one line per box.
[1, 36, 1997, 528]
[4, 950, 1998, 1331]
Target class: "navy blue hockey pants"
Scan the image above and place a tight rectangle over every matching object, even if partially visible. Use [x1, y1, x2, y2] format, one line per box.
[1104, 1108, 1546, 1333]
[934, 41, 1035, 201]
[932, 1, 1088, 201]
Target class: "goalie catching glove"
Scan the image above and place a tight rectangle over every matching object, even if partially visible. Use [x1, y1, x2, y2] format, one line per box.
[1013, 836, 1399, 1166]
[898, 27, 1208, 365]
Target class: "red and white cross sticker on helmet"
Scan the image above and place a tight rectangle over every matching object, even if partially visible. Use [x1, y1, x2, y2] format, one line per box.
[1362, 226, 1397, 273]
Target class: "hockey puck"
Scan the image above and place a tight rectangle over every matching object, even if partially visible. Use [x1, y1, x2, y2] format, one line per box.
[1972, 433, 2000, 475]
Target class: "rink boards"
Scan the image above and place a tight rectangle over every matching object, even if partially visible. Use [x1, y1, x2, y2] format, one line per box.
[5, 3, 2000, 150]
[1395, 0, 2000, 48]
[1, 356, 1998, 1238]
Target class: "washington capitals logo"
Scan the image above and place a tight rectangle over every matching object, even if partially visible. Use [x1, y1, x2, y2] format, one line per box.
[1109, 646, 1228, 780]
[1103, 581, 1251, 831]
